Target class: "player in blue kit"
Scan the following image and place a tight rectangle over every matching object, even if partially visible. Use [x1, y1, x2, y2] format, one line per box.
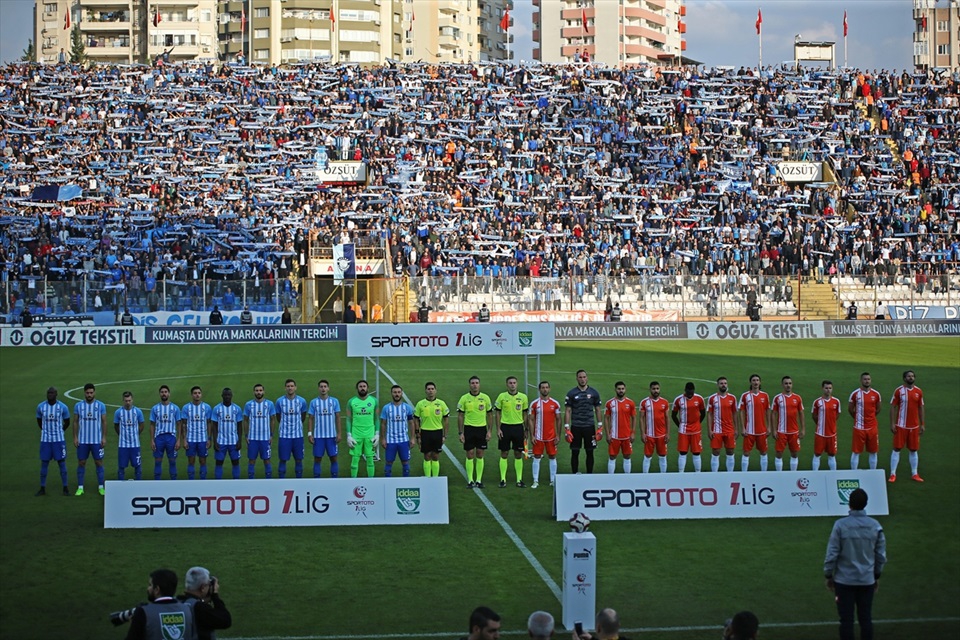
[307, 380, 342, 478]
[180, 386, 212, 480]
[114, 391, 145, 480]
[150, 385, 181, 480]
[36, 386, 71, 496]
[276, 379, 308, 479]
[210, 388, 243, 479]
[73, 383, 107, 496]
[244, 383, 276, 479]
[380, 385, 415, 477]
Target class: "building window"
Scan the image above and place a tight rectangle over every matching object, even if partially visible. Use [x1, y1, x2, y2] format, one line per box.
[254, 8, 269, 18]
[937, 20, 948, 32]
[937, 43, 950, 55]
[44, 2, 57, 14]
[255, 48, 269, 59]
[254, 28, 269, 38]
[405, 47, 413, 56]
[201, 10, 212, 22]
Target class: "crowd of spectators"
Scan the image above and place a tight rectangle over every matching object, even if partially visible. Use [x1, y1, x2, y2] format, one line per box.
[1, 58, 958, 317]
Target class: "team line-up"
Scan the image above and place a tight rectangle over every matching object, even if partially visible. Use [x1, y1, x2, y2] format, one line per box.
[33, 369, 924, 496]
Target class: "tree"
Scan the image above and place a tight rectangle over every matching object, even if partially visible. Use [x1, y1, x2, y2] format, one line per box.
[22, 39, 36, 62]
[69, 25, 86, 65]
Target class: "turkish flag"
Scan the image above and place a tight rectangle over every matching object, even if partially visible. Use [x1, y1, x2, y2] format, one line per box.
[756, 9, 762, 35]
[153, 6, 162, 27]
[843, 11, 848, 37]
[500, 9, 510, 31]
[582, 8, 589, 33]
[64, 9, 70, 30]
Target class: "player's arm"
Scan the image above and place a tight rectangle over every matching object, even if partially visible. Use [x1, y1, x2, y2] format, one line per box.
[662, 404, 670, 444]
[100, 408, 107, 447]
[798, 402, 806, 439]
[150, 412, 158, 451]
[334, 410, 342, 443]
[114, 417, 121, 437]
[307, 409, 316, 445]
[204, 414, 211, 445]
[495, 403, 503, 438]
[698, 400, 706, 425]
[209, 418, 219, 451]
[442, 411, 449, 440]
[888, 396, 898, 434]
[485, 401, 493, 441]
[670, 401, 680, 429]
[603, 404, 612, 440]
[243, 413, 251, 444]
[847, 396, 857, 420]
[407, 412, 415, 446]
[764, 402, 771, 438]
[918, 396, 925, 435]
[236, 412, 243, 452]
[380, 416, 388, 447]
[457, 407, 465, 443]
[564, 404, 572, 433]
[638, 407, 647, 443]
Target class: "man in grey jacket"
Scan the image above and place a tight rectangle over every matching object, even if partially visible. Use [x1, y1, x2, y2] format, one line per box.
[824, 488, 886, 640]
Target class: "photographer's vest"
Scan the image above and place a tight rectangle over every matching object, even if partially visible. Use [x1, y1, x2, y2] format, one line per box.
[142, 599, 197, 640]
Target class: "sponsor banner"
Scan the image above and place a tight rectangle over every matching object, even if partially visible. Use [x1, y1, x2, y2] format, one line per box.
[133, 310, 282, 326]
[310, 161, 367, 183]
[347, 322, 555, 357]
[1, 326, 142, 348]
[145, 324, 344, 345]
[824, 320, 960, 338]
[556, 322, 687, 340]
[311, 258, 386, 277]
[2, 314, 94, 327]
[431, 310, 681, 323]
[104, 477, 449, 528]
[690, 321, 824, 340]
[554, 470, 888, 521]
[889, 305, 960, 320]
[776, 161, 823, 182]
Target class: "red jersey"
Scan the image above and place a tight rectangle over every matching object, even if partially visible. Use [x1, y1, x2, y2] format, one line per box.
[891, 385, 923, 429]
[707, 392, 737, 436]
[672, 393, 706, 435]
[739, 391, 770, 435]
[529, 397, 561, 442]
[812, 396, 841, 438]
[640, 396, 670, 439]
[605, 397, 636, 440]
[849, 388, 881, 431]
[772, 392, 804, 434]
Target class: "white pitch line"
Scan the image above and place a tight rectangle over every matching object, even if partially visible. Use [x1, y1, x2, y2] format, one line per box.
[367, 357, 563, 603]
[225, 615, 960, 640]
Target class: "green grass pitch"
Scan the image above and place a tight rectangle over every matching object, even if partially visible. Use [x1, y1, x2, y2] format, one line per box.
[1, 337, 958, 639]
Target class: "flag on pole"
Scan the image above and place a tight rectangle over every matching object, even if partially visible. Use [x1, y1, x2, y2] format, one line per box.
[333, 244, 356, 285]
[843, 11, 848, 37]
[153, 5, 162, 27]
[330, 5, 336, 28]
[921, 15, 927, 30]
[64, 8, 70, 30]
[755, 9, 762, 35]
[240, 5, 246, 31]
[500, 9, 510, 32]
[582, 8, 589, 34]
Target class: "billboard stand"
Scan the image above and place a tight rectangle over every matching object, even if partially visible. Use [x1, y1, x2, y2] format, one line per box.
[562, 532, 597, 631]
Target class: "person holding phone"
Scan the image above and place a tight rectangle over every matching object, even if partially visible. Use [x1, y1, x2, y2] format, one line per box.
[571, 608, 629, 640]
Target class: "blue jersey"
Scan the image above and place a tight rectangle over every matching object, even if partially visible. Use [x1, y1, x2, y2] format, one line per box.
[275, 395, 308, 439]
[150, 402, 181, 436]
[381, 402, 415, 444]
[181, 402, 212, 443]
[211, 403, 242, 446]
[37, 400, 70, 443]
[308, 396, 341, 439]
[244, 399, 276, 441]
[114, 406, 145, 449]
[74, 400, 107, 444]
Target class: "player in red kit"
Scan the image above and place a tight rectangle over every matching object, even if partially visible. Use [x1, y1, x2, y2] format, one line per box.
[639, 381, 670, 473]
[739, 374, 771, 471]
[772, 376, 805, 471]
[707, 377, 738, 472]
[888, 370, 925, 482]
[528, 381, 561, 488]
[604, 381, 637, 473]
[672, 382, 706, 472]
[811, 380, 841, 471]
[848, 372, 881, 470]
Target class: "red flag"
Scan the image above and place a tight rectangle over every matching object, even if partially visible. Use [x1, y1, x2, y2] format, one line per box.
[755, 9, 762, 35]
[500, 9, 510, 32]
[330, 7, 335, 28]
[921, 15, 927, 30]
[64, 9, 70, 30]
[240, 6, 246, 31]
[582, 8, 589, 34]
[153, 6, 162, 27]
[843, 11, 848, 37]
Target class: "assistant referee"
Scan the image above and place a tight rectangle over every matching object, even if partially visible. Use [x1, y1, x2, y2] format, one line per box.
[458, 376, 492, 488]
[564, 369, 603, 474]
[414, 381, 450, 478]
[495, 376, 529, 488]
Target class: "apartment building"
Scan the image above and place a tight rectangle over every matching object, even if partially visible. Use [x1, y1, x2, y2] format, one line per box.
[914, 0, 960, 70]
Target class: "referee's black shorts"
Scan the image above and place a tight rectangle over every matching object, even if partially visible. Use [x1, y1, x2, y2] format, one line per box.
[498, 424, 525, 452]
[419, 429, 444, 454]
[570, 425, 597, 450]
[463, 425, 488, 451]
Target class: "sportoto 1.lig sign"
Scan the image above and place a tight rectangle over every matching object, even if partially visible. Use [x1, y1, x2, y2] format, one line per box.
[347, 322, 555, 357]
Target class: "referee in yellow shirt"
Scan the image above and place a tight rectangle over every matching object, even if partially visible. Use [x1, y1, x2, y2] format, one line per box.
[495, 376, 529, 488]
[414, 381, 450, 478]
[458, 376, 492, 488]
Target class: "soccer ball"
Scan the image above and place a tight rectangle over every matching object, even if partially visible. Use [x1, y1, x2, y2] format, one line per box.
[569, 512, 591, 533]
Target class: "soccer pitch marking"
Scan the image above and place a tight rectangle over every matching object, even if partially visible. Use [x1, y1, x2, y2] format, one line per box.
[226, 616, 960, 640]
[369, 357, 564, 603]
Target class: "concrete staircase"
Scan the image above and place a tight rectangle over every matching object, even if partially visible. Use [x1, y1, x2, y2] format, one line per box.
[796, 279, 840, 320]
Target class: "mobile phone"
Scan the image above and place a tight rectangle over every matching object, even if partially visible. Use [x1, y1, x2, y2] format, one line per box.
[574, 621, 584, 635]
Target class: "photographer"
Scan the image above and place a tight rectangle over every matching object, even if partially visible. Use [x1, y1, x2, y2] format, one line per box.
[123, 569, 196, 640]
[178, 566, 232, 640]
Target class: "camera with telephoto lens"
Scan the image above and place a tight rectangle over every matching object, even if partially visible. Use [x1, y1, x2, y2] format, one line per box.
[109, 607, 137, 626]
[208, 576, 217, 594]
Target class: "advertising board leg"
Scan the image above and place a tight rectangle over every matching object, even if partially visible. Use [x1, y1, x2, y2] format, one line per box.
[562, 532, 596, 631]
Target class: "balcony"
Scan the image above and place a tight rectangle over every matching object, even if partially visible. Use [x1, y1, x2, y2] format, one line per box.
[437, 0, 460, 14]
[87, 44, 132, 57]
[81, 19, 132, 32]
[79, 0, 131, 6]
[624, 24, 666, 43]
[623, 6, 667, 25]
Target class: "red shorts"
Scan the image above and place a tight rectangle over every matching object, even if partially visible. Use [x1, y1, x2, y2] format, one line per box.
[608, 439, 633, 457]
[644, 436, 668, 457]
[814, 434, 837, 456]
[710, 432, 736, 451]
[851, 428, 879, 454]
[775, 432, 801, 453]
[532, 439, 558, 457]
[742, 434, 768, 454]
[677, 432, 702, 454]
[892, 426, 920, 451]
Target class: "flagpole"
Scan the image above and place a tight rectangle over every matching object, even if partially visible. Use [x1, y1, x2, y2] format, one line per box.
[758, 22, 762, 71]
[247, 0, 252, 63]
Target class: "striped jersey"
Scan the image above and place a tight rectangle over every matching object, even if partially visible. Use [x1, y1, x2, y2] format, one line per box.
[848, 388, 881, 431]
[812, 396, 841, 438]
[114, 406, 145, 448]
[74, 399, 107, 444]
[37, 400, 70, 443]
[244, 399, 276, 441]
[640, 397, 670, 438]
[211, 403, 242, 445]
[529, 397, 561, 442]
[672, 394, 706, 435]
[181, 402, 212, 443]
[414, 398, 449, 431]
[739, 391, 770, 436]
[308, 396, 341, 439]
[381, 402, 415, 444]
[275, 395, 308, 439]
[772, 392, 804, 434]
[605, 397, 637, 440]
[890, 385, 923, 429]
[150, 402, 180, 436]
[707, 393, 737, 436]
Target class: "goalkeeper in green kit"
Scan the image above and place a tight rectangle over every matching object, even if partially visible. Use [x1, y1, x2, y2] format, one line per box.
[346, 380, 379, 478]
